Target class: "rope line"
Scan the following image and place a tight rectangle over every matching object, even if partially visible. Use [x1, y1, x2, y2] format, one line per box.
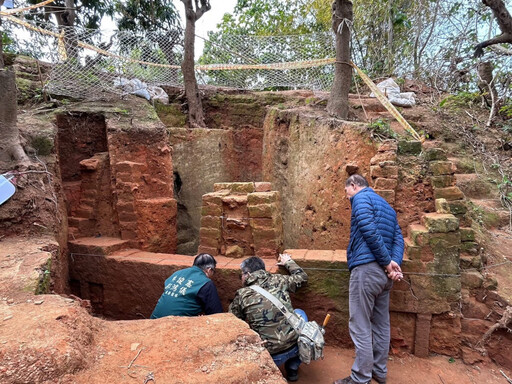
[0, 0, 55, 15]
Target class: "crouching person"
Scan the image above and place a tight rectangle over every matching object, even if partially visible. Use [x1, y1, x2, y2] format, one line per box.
[229, 254, 308, 382]
[151, 253, 223, 318]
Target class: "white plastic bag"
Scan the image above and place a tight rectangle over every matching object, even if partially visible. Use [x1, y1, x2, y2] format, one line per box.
[370, 78, 416, 107]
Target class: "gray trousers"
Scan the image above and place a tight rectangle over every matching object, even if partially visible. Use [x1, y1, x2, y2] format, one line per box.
[349, 262, 393, 383]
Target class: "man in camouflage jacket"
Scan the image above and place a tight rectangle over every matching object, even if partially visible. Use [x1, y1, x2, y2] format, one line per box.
[229, 254, 308, 382]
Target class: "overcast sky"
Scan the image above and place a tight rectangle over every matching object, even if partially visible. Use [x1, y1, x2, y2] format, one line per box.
[178, 0, 238, 58]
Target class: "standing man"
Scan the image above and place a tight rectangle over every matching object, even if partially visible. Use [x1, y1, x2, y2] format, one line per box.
[334, 174, 404, 384]
[151, 253, 223, 318]
[229, 255, 308, 382]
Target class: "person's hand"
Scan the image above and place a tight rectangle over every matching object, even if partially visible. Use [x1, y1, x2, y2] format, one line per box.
[277, 253, 292, 266]
[385, 260, 403, 281]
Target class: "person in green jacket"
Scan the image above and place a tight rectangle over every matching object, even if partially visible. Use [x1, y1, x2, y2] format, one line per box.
[229, 254, 308, 382]
[151, 253, 223, 318]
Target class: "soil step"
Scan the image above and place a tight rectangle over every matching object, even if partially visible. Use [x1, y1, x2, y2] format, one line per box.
[69, 237, 131, 256]
[455, 173, 497, 199]
[469, 198, 510, 228]
[68, 216, 96, 232]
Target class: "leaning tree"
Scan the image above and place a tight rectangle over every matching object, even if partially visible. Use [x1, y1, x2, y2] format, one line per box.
[327, 0, 353, 119]
[180, 0, 211, 128]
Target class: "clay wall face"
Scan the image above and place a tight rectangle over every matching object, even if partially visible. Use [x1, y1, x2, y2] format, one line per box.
[169, 128, 264, 254]
[262, 108, 378, 249]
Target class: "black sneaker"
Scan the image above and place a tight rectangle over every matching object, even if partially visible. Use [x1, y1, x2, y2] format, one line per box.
[372, 375, 386, 384]
[286, 368, 299, 382]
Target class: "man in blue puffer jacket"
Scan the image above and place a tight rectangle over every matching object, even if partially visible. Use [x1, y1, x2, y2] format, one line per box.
[334, 174, 404, 384]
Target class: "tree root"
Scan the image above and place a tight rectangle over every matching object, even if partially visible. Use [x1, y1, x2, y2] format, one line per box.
[476, 306, 512, 351]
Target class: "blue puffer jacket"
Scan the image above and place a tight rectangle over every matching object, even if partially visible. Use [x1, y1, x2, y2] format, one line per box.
[347, 187, 404, 270]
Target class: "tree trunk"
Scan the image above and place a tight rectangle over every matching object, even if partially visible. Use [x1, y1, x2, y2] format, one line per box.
[327, 0, 353, 119]
[0, 70, 28, 162]
[475, 0, 512, 57]
[54, 0, 78, 62]
[181, 0, 209, 128]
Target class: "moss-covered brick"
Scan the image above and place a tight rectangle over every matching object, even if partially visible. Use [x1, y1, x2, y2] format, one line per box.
[404, 238, 421, 260]
[222, 195, 248, 206]
[460, 241, 479, 255]
[154, 102, 187, 127]
[435, 198, 449, 214]
[200, 215, 222, 230]
[460, 254, 482, 270]
[247, 191, 280, 205]
[424, 148, 447, 161]
[214, 182, 255, 193]
[370, 165, 399, 178]
[428, 231, 461, 249]
[422, 213, 459, 233]
[398, 140, 422, 155]
[434, 186, 464, 201]
[461, 271, 484, 289]
[248, 203, 279, 218]
[431, 175, 456, 188]
[459, 227, 475, 242]
[374, 178, 398, 190]
[483, 276, 498, 290]
[408, 224, 430, 246]
[429, 161, 456, 175]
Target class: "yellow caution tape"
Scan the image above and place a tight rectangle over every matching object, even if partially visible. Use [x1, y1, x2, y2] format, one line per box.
[0, 0, 55, 15]
[350, 62, 423, 142]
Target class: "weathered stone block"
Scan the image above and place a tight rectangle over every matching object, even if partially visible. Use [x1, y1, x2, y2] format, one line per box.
[248, 203, 279, 218]
[199, 227, 221, 240]
[222, 194, 248, 206]
[200, 215, 222, 230]
[461, 271, 484, 289]
[483, 276, 498, 290]
[247, 191, 280, 206]
[408, 224, 430, 246]
[398, 140, 422, 155]
[252, 228, 281, 242]
[254, 182, 272, 192]
[434, 187, 464, 201]
[404, 238, 421, 260]
[197, 246, 219, 256]
[226, 245, 245, 258]
[424, 148, 447, 161]
[378, 140, 398, 152]
[200, 236, 221, 248]
[345, 163, 359, 175]
[422, 213, 459, 233]
[201, 204, 223, 217]
[431, 175, 456, 188]
[429, 161, 456, 175]
[459, 227, 475, 242]
[250, 217, 282, 230]
[429, 231, 461, 248]
[460, 241, 479, 255]
[370, 165, 399, 179]
[374, 189, 395, 204]
[460, 255, 482, 270]
[203, 192, 224, 206]
[414, 313, 432, 357]
[374, 178, 398, 190]
[370, 151, 397, 165]
[435, 198, 449, 214]
[214, 182, 255, 193]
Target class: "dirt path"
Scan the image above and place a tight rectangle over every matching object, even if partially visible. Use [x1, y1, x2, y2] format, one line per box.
[289, 346, 512, 384]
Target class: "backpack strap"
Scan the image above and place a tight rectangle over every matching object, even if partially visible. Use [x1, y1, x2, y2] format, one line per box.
[249, 285, 304, 332]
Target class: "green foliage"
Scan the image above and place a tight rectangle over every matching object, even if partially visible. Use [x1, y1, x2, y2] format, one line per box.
[367, 118, 397, 140]
[439, 92, 481, 109]
[499, 104, 512, 119]
[31, 136, 54, 156]
[35, 259, 51, 295]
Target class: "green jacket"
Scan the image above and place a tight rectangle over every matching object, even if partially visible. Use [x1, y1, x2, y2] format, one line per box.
[228, 260, 308, 354]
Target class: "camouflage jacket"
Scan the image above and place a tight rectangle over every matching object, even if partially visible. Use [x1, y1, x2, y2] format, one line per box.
[228, 260, 308, 354]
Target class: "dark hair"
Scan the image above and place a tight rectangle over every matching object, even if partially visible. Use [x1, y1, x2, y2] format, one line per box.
[345, 174, 369, 188]
[240, 256, 266, 274]
[193, 253, 217, 271]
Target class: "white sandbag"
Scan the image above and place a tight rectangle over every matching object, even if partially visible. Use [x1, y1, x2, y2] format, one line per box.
[148, 86, 169, 104]
[370, 78, 416, 107]
[113, 77, 169, 103]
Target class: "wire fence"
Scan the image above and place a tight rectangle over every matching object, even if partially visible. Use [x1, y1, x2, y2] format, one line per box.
[4, 16, 339, 99]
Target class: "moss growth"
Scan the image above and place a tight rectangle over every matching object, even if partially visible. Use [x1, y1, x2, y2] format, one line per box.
[35, 258, 52, 295]
[31, 135, 54, 156]
[155, 102, 187, 127]
[439, 92, 481, 110]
